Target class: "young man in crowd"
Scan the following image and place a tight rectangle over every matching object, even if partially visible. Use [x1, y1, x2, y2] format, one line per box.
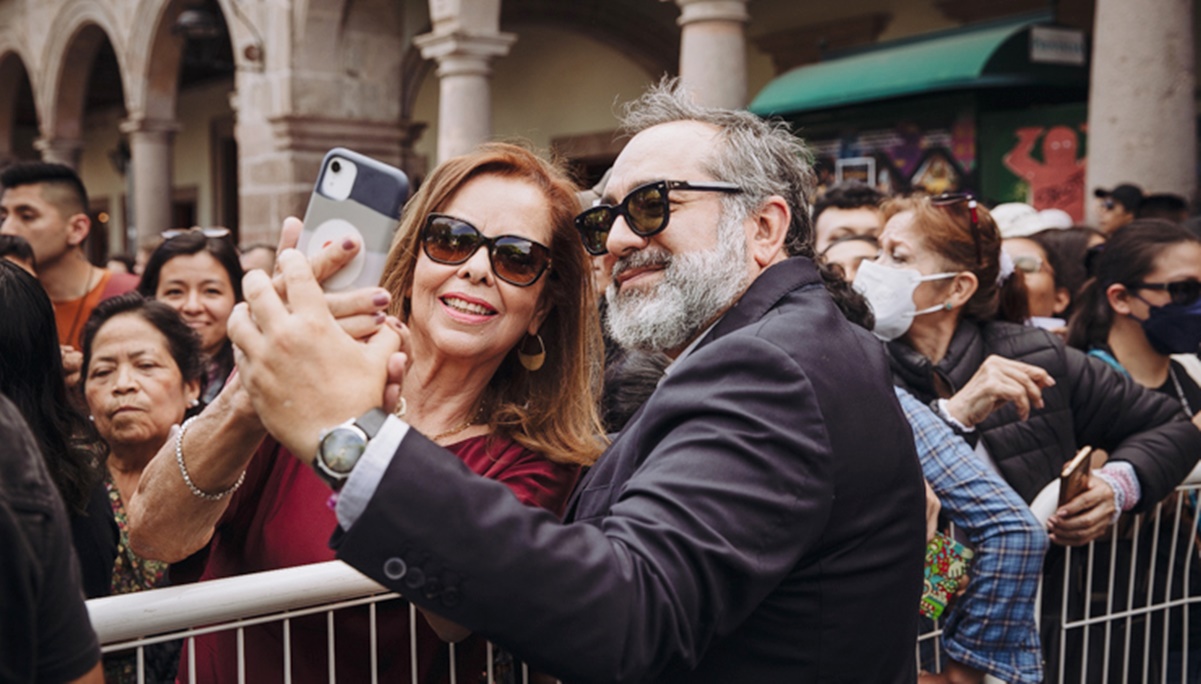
[0, 162, 139, 350]
[811, 180, 886, 253]
[1094, 183, 1143, 234]
[228, 82, 927, 682]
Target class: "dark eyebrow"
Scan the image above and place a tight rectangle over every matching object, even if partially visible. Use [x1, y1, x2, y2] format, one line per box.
[600, 178, 660, 205]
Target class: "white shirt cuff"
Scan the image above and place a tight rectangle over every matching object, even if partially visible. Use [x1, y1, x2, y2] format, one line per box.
[335, 414, 409, 530]
[936, 398, 976, 433]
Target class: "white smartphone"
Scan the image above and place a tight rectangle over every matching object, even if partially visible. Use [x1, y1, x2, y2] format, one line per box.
[298, 148, 410, 291]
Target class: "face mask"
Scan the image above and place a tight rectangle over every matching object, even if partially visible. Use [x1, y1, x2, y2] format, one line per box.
[853, 259, 957, 341]
[1137, 298, 1201, 355]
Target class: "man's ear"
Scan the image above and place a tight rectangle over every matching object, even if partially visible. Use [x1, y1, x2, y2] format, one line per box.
[65, 213, 91, 247]
[1107, 283, 1134, 315]
[748, 195, 790, 268]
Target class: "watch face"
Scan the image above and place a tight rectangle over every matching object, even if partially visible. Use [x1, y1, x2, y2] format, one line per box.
[319, 427, 366, 474]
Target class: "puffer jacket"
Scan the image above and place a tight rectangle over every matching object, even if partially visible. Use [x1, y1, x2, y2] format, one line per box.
[889, 319, 1201, 510]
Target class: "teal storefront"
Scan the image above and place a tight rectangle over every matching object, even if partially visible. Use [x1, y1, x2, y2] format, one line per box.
[749, 14, 1092, 220]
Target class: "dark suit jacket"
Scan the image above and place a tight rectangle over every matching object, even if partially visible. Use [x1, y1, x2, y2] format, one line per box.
[334, 257, 926, 683]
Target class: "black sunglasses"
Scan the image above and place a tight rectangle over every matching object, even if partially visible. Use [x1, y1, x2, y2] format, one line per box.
[574, 180, 742, 256]
[931, 192, 982, 266]
[421, 214, 551, 287]
[1128, 279, 1201, 307]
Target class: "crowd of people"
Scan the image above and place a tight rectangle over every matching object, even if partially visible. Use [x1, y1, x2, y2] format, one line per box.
[2, 80, 1200, 684]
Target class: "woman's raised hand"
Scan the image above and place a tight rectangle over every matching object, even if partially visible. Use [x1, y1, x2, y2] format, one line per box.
[945, 355, 1056, 428]
[270, 217, 392, 340]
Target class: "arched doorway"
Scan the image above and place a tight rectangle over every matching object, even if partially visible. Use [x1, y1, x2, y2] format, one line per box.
[0, 53, 38, 165]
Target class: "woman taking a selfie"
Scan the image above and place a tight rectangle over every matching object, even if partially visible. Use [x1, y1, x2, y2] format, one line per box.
[126, 143, 603, 683]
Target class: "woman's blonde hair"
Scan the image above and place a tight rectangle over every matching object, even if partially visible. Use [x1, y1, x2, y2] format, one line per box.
[380, 143, 604, 465]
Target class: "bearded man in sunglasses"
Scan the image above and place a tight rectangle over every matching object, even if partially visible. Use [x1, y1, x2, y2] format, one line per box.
[227, 81, 927, 683]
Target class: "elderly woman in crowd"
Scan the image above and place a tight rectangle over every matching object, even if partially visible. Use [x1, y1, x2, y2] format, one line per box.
[126, 142, 603, 683]
[853, 194, 1201, 682]
[81, 292, 205, 682]
[0, 259, 113, 598]
[137, 229, 243, 404]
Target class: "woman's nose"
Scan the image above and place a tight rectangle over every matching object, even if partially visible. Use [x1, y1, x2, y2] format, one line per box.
[457, 245, 494, 284]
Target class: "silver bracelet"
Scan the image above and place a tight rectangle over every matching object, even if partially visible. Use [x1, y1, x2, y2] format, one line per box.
[176, 415, 246, 501]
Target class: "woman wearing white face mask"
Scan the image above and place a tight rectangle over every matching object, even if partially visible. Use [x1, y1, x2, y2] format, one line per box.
[853, 194, 1199, 545]
[854, 195, 1201, 683]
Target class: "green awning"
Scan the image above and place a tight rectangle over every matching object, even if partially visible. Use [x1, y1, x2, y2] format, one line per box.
[749, 17, 1085, 117]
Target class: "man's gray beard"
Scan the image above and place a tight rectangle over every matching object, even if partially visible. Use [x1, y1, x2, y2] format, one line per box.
[604, 212, 750, 353]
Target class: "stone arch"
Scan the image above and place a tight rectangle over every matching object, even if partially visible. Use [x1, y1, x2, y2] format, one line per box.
[0, 50, 37, 163]
[126, 0, 187, 121]
[39, 5, 128, 144]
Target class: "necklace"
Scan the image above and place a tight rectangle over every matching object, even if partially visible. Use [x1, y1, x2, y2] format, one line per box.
[432, 418, 478, 443]
[394, 397, 482, 442]
[1168, 365, 1194, 417]
[64, 266, 97, 346]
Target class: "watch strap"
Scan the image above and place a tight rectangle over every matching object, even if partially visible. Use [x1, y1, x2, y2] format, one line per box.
[355, 407, 388, 440]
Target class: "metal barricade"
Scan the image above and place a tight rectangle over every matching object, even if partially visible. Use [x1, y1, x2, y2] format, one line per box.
[89, 561, 537, 684]
[92, 485, 1201, 683]
[917, 482, 1201, 683]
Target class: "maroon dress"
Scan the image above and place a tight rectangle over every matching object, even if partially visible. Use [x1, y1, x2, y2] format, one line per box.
[175, 434, 579, 684]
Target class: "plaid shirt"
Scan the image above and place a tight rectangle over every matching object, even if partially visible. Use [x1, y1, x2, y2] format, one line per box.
[897, 387, 1046, 684]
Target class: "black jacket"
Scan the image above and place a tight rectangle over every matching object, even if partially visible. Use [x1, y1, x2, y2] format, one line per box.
[889, 319, 1201, 510]
[335, 257, 926, 683]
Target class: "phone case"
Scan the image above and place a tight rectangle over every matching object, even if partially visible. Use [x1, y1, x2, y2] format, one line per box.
[920, 532, 974, 620]
[298, 148, 410, 292]
[1058, 446, 1093, 507]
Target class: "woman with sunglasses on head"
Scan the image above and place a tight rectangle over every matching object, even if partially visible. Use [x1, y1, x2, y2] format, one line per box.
[854, 195, 1200, 681]
[137, 228, 243, 405]
[125, 143, 603, 683]
[857, 194, 1197, 537]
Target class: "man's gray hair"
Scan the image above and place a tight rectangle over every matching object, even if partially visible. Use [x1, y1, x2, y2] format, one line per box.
[619, 79, 818, 257]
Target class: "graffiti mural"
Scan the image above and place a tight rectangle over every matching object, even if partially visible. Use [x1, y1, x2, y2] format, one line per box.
[980, 104, 1089, 220]
[808, 111, 977, 196]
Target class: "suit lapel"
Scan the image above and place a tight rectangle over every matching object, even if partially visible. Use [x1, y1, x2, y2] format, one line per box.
[694, 257, 821, 354]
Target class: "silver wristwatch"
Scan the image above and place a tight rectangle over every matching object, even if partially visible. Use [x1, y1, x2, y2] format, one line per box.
[313, 408, 388, 490]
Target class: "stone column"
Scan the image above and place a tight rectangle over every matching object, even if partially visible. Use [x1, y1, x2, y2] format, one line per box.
[676, 0, 750, 109]
[414, 30, 516, 162]
[1085, 0, 1196, 222]
[120, 118, 179, 248]
[34, 137, 84, 169]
